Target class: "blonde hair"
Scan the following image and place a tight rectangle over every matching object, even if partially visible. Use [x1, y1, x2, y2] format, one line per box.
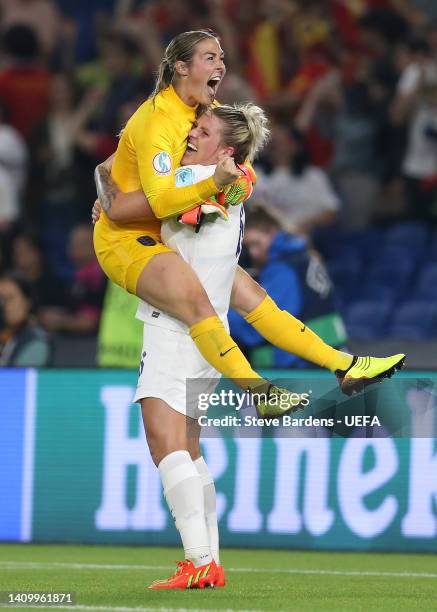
[212, 103, 270, 163]
[152, 30, 218, 99]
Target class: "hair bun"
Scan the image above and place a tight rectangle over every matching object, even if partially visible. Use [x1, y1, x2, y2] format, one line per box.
[236, 102, 270, 161]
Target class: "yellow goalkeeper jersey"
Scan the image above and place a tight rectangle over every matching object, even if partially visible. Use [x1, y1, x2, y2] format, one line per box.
[97, 85, 219, 239]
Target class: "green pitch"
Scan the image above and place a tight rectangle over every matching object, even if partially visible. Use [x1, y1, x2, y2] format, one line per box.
[0, 544, 436, 611]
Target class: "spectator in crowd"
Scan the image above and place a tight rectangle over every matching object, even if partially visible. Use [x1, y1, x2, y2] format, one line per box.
[39, 224, 106, 336]
[391, 37, 437, 221]
[254, 123, 340, 233]
[90, 31, 148, 136]
[229, 205, 347, 369]
[329, 76, 387, 228]
[0, 97, 27, 233]
[0, 271, 52, 366]
[358, 7, 409, 62]
[294, 60, 397, 228]
[402, 80, 437, 222]
[65, 32, 148, 186]
[11, 232, 68, 318]
[0, 25, 50, 137]
[391, 36, 434, 126]
[28, 72, 101, 256]
[55, 0, 115, 66]
[28, 73, 80, 220]
[0, 0, 61, 58]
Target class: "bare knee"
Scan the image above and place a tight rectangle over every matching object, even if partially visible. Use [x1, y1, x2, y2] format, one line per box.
[145, 427, 179, 466]
[140, 398, 189, 466]
[188, 289, 216, 325]
[231, 268, 266, 317]
[174, 285, 215, 326]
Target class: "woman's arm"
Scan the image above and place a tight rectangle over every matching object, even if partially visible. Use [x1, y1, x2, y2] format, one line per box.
[94, 162, 154, 221]
[94, 156, 256, 224]
[129, 112, 238, 219]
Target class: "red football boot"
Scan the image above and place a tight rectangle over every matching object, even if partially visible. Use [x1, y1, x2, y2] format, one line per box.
[215, 564, 226, 587]
[148, 559, 217, 589]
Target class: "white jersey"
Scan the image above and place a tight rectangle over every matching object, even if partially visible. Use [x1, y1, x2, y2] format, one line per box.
[136, 164, 245, 333]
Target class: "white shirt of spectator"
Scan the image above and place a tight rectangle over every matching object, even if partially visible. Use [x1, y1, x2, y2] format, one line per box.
[403, 104, 437, 178]
[253, 165, 340, 228]
[397, 61, 437, 97]
[49, 116, 74, 169]
[0, 124, 27, 223]
[399, 61, 437, 178]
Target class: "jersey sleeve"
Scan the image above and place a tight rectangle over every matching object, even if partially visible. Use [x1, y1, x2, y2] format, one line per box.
[129, 112, 219, 219]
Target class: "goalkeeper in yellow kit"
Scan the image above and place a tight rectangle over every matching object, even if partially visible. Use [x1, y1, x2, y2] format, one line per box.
[94, 29, 404, 401]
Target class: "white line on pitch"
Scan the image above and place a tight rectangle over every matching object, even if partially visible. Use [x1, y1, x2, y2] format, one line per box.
[0, 606, 251, 612]
[0, 606, 253, 612]
[0, 560, 436, 579]
[0, 562, 170, 571]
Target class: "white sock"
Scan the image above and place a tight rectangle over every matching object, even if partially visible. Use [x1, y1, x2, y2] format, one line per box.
[194, 456, 220, 565]
[158, 450, 212, 567]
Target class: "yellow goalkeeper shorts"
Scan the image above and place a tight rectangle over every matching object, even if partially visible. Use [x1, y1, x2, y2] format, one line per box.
[93, 220, 172, 295]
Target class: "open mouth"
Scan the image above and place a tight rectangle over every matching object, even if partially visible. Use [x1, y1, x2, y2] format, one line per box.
[186, 141, 198, 154]
[207, 76, 221, 98]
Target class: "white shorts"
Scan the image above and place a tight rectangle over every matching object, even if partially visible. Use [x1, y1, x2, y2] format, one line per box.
[133, 324, 221, 419]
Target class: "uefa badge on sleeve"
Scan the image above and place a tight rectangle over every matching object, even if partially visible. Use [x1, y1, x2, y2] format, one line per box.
[152, 151, 172, 176]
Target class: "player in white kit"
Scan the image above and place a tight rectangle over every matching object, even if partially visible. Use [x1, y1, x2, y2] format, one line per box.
[94, 103, 269, 588]
[134, 108, 266, 589]
[134, 161, 246, 417]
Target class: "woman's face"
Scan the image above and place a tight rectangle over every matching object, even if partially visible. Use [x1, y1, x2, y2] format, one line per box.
[180, 38, 226, 106]
[0, 279, 31, 328]
[181, 112, 231, 166]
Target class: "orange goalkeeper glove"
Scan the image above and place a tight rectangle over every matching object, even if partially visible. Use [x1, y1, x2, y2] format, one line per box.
[219, 164, 256, 206]
[179, 164, 255, 225]
[179, 198, 229, 225]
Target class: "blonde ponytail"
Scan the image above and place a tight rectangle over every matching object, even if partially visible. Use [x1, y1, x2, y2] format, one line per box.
[239, 103, 270, 161]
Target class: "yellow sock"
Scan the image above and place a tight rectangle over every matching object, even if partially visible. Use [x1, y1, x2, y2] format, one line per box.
[245, 296, 353, 372]
[190, 316, 262, 387]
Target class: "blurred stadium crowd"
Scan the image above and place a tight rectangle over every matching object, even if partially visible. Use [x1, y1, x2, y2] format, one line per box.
[1, 0, 437, 367]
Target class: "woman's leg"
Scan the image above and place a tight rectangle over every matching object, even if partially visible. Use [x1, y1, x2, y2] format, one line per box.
[141, 397, 212, 568]
[136, 252, 214, 326]
[188, 434, 221, 570]
[135, 252, 264, 390]
[230, 266, 353, 372]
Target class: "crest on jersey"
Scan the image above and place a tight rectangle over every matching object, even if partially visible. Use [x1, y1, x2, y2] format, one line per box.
[152, 151, 172, 176]
[175, 166, 194, 187]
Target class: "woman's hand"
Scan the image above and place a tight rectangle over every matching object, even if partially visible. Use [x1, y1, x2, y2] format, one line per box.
[92, 199, 102, 224]
[213, 155, 240, 189]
